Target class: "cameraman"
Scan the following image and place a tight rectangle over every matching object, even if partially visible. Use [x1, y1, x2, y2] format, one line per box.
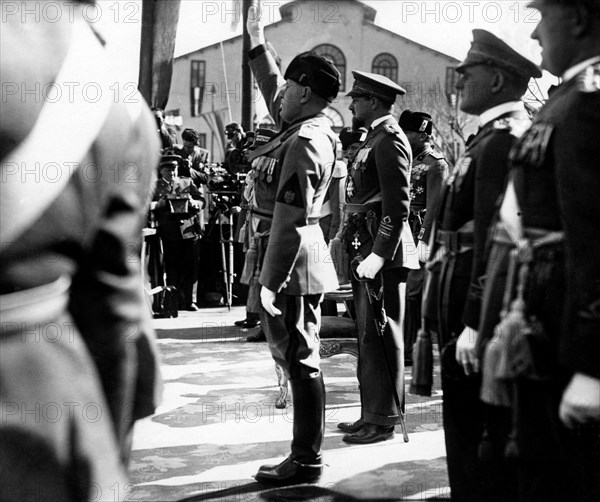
[224, 122, 252, 174]
[152, 157, 205, 311]
[174, 128, 211, 187]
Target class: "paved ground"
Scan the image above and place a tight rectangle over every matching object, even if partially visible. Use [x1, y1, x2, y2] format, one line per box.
[127, 307, 449, 501]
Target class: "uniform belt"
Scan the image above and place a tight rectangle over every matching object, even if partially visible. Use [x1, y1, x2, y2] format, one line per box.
[249, 206, 274, 221]
[307, 217, 320, 225]
[492, 222, 564, 257]
[345, 203, 378, 214]
[436, 229, 474, 253]
[0, 276, 71, 328]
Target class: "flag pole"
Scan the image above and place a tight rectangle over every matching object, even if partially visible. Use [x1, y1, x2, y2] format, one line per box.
[241, 0, 253, 131]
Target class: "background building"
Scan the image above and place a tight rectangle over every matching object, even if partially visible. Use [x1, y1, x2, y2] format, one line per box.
[168, 0, 461, 162]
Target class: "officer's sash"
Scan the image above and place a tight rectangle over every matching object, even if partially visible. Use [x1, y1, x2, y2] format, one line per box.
[1, 18, 114, 244]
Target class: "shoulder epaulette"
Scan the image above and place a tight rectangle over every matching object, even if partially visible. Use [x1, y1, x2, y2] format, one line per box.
[578, 62, 600, 93]
[298, 123, 316, 140]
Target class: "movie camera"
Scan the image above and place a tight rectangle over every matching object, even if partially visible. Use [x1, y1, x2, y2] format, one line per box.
[206, 162, 246, 210]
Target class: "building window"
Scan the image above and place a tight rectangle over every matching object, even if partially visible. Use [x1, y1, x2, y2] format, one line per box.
[191, 60, 206, 117]
[323, 107, 344, 134]
[372, 53, 398, 83]
[311, 44, 346, 92]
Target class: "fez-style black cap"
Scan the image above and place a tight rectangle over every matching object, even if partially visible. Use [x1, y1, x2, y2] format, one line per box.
[347, 71, 406, 103]
[339, 126, 367, 150]
[251, 128, 277, 149]
[284, 51, 341, 102]
[399, 110, 433, 135]
[457, 29, 542, 79]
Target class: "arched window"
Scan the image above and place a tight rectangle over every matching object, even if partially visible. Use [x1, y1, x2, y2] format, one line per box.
[323, 107, 345, 134]
[372, 53, 398, 83]
[311, 44, 346, 92]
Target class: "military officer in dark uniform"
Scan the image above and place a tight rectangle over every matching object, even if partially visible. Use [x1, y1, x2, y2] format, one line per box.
[247, 1, 341, 485]
[336, 71, 419, 445]
[477, 2, 600, 500]
[1, 2, 162, 498]
[398, 111, 448, 364]
[422, 30, 542, 502]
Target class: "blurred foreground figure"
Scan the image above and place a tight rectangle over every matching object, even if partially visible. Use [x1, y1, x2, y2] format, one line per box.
[0, 1, 162, 499]
[477, 1, 600, 501]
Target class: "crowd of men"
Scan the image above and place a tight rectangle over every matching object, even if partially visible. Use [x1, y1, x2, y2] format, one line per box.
[1, 0, 599, 500]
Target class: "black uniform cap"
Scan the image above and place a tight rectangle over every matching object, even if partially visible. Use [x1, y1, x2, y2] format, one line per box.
[339, 126, 367, 150]
[250, 128, 277, 149]
[399, 110, 433, 135]
[284, 51, 341, 102]
[457, 29, 542, 79]
[347, 71, 406, 104]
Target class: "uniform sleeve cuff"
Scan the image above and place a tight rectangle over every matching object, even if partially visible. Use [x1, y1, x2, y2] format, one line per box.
[560, 320, 600, 379]
[248, 45, 267, 60]
[462, 293, 481, 330]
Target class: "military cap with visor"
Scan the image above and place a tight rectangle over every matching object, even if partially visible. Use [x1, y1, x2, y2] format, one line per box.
[347, 70, 407, 104]
[284, 51, 341, 102]
[399, 110, 433, 135]
[457, 29, 542, 79]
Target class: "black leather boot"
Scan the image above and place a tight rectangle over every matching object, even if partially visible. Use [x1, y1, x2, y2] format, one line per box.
[255, 374, 325, 485]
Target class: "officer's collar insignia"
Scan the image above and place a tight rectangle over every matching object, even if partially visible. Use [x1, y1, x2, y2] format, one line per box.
[578, 63, 600, 93]
[494, 116, 531, 139]
[298, 123, 315, 139]
[359, 131, 368, 141]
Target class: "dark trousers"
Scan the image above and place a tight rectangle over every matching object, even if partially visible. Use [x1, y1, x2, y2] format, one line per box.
[352, 267, 406, 426]
[259, 293, 322, 380]
[404, 265, 424, 362]
[260, 293, 325, 463]
[162, 238, 200, 306]
[437, 252, 515, 502]
[441, 341, 516, 502]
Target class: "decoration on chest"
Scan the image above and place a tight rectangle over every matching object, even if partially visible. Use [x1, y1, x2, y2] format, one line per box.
[578, 63, 600, 93]
[346, 177, 355, 199]
[510, 123, 554, 169]
[351, 147, 371, 172]
[251, 156, 278, 183]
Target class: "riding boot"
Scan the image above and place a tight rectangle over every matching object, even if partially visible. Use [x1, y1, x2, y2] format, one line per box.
[255, 374, 325, 485]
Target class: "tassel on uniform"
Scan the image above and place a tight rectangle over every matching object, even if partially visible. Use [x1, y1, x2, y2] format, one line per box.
[409, 326, 433, 396]
[239, 235, 258, 285]
[480, 297, 527, 407]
